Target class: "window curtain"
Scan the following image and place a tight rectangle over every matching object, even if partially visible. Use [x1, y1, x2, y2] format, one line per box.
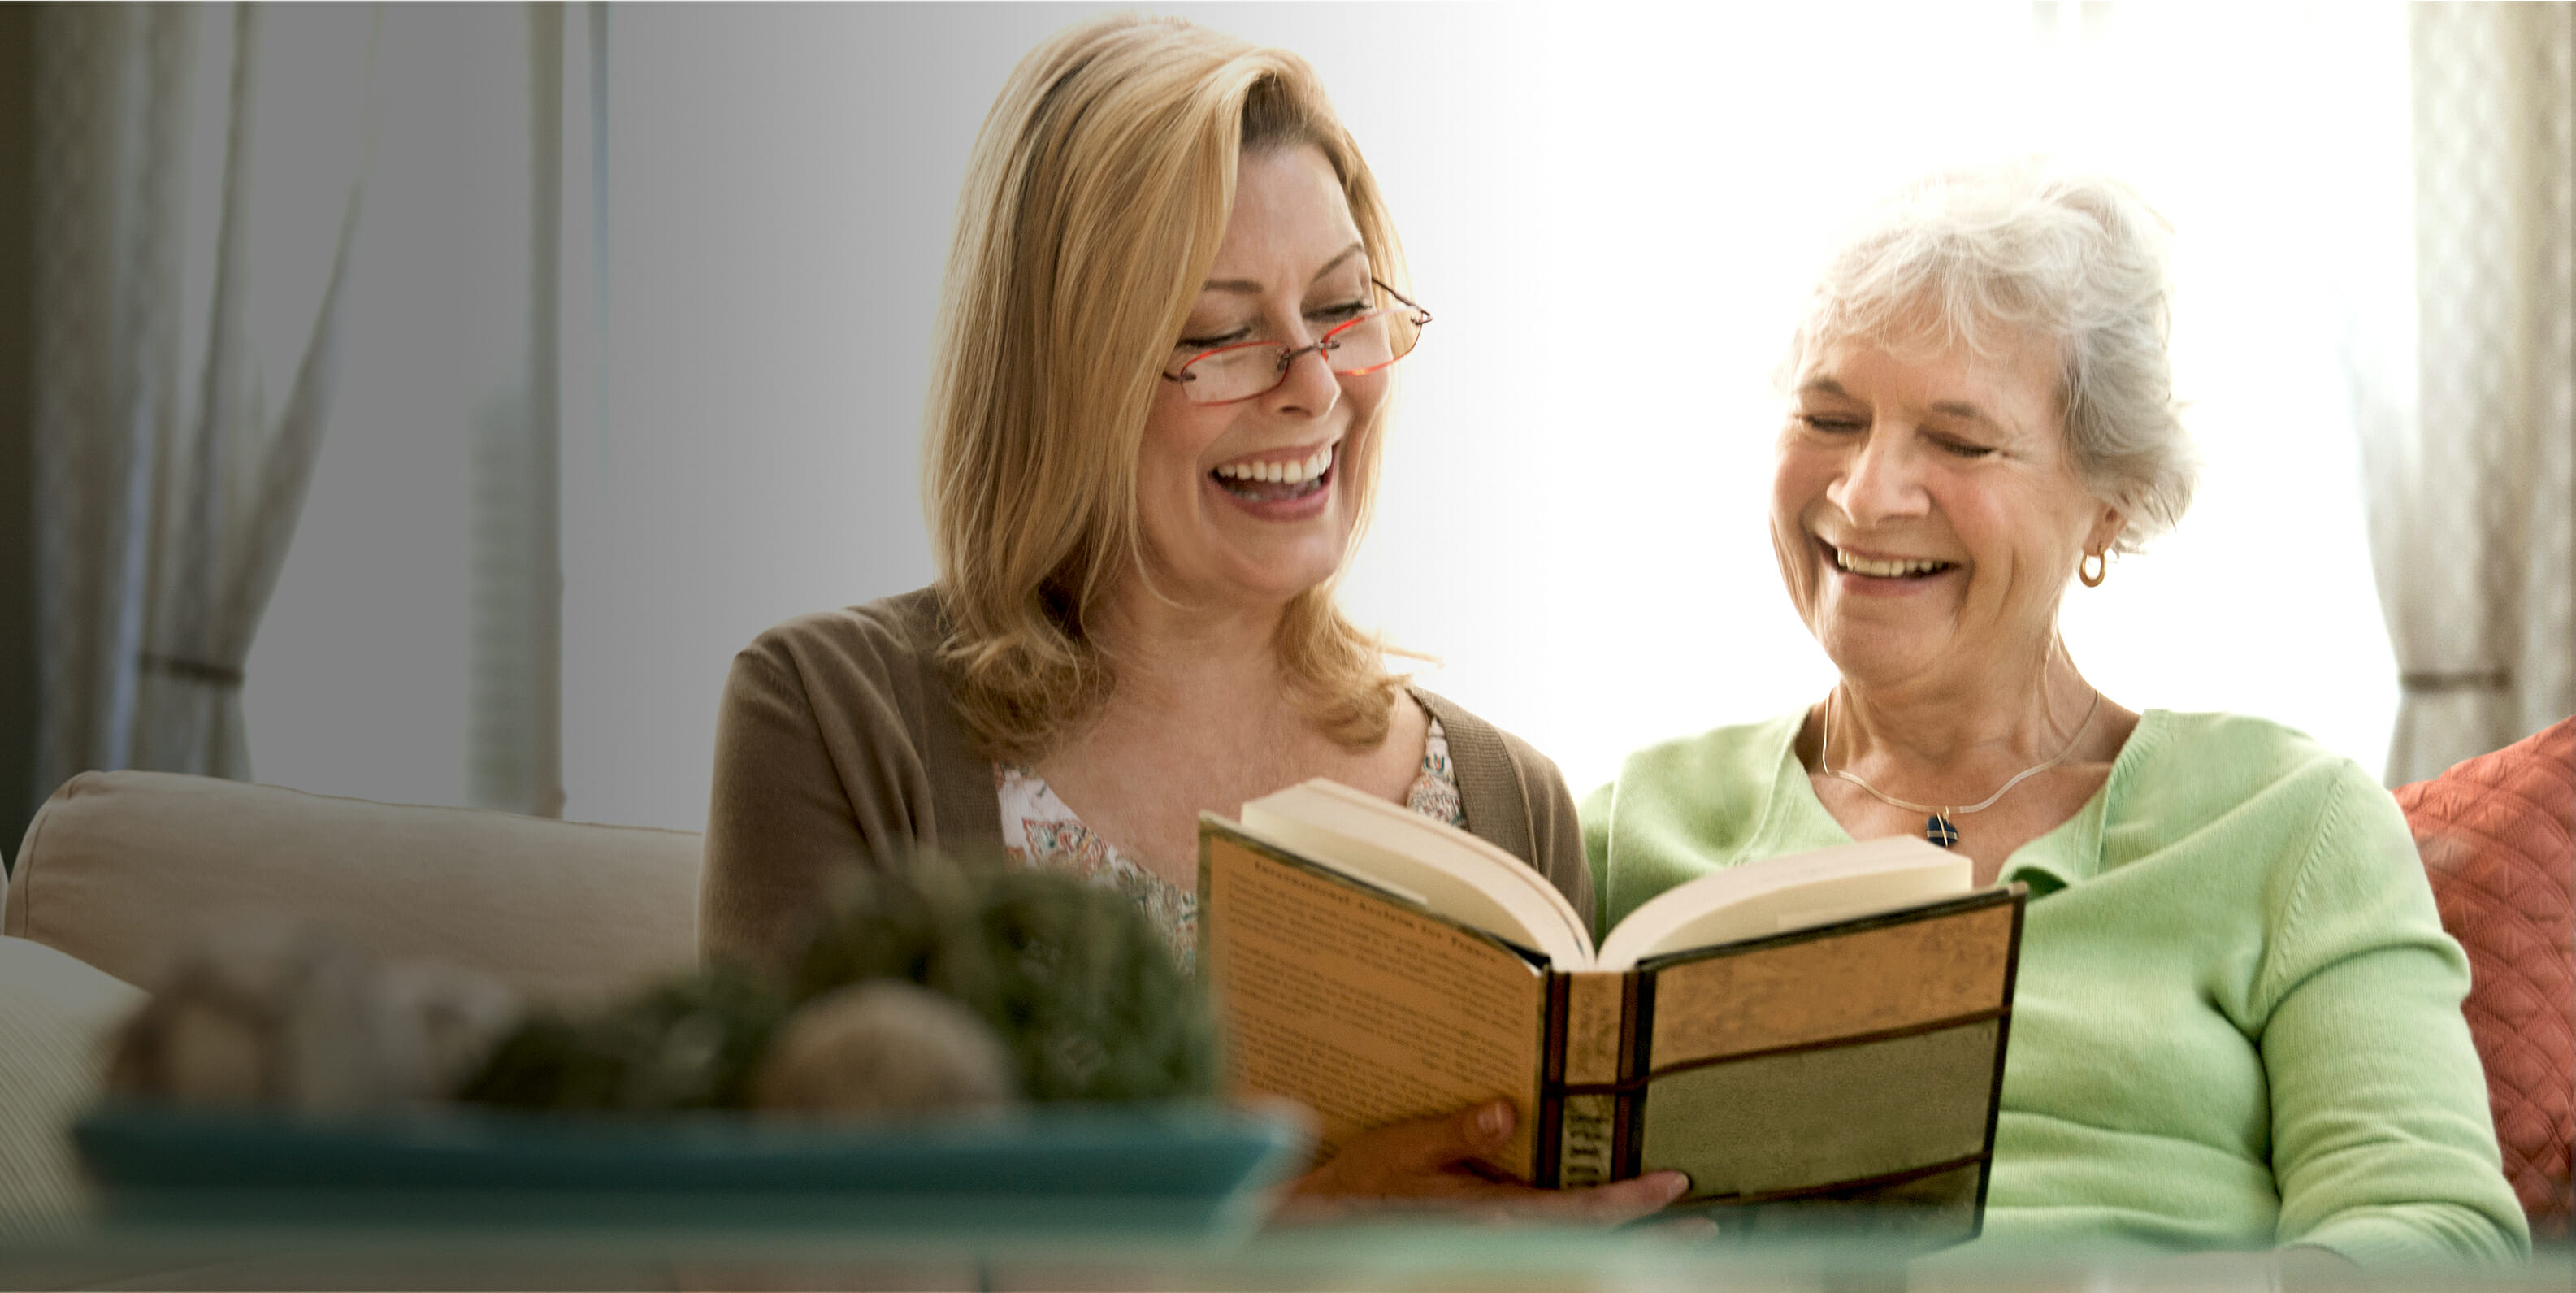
[29, 3, 581, 817]
[2362, 2, 2576, 785]
[228, 2, 575, 818]
[30, 4, 378, 800]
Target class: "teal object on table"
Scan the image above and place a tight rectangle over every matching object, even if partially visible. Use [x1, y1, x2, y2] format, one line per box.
[74, 1101, 1309, 1237]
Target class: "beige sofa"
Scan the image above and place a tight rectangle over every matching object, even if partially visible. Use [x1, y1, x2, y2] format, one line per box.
[0, 770, 705, 1230]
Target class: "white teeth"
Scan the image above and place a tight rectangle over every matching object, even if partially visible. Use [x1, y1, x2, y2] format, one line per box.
[1834, 549, 1949, 578]
[1215, 445, 1335, 485]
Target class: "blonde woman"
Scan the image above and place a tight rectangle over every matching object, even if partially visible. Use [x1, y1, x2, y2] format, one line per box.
[702, 15, 1684, 1218]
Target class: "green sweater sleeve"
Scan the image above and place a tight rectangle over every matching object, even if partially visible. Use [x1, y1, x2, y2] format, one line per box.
[1583, 709, 2530, 1265]
[2254, 767, 2530, 1265]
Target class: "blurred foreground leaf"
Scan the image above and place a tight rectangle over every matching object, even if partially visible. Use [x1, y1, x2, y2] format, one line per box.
[458, 857, 1213, 1110]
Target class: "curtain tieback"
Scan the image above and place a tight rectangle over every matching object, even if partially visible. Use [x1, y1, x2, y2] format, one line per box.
[2399, 669, 2513, 694]
[140, 654, 246, 688]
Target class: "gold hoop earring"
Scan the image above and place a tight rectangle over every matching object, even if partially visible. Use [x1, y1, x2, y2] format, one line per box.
[2079, 551, 2108, 588]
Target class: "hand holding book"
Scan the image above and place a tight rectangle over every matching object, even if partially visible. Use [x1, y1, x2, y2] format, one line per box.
[1277, 1099, 1689, 1223]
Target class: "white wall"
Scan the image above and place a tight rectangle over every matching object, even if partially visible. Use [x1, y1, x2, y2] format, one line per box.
[243, 8, 484, 809]
[251, 2, 2411, 827]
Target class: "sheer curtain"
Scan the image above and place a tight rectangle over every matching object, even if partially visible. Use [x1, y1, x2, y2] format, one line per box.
[30, 4, 375, 800]
[2360, 2, 2576, 784]
[30, 2, 578, 818]
[238, 3, 583, 818]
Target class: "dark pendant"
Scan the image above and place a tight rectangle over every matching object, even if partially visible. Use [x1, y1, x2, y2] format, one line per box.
[1925, 814, 1960, 848]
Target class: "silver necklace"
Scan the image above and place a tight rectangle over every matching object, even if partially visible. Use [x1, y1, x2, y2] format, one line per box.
[1822, 688, 2104, 849]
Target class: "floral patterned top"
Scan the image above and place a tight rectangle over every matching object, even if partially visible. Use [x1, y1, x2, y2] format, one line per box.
[996, 717, 1468, 972]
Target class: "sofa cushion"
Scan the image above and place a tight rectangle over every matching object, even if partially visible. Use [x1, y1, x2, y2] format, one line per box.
[6, 772, 702, 1004]
[2394, 717, 2574, 1235]
[0, 936, 141, 1234]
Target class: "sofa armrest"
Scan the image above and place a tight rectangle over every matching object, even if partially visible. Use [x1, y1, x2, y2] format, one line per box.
[0, 935, 140, 1234]
[7, 772, 702, 1004]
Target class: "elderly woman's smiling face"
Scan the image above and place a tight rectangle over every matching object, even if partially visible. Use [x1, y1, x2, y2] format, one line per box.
[1772, 323, 2127, 693]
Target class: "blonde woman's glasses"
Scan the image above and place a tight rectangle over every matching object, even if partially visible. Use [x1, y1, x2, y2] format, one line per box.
[1161, 280, 1431, 406]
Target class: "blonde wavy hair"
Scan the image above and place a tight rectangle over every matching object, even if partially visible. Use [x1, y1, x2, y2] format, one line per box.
[925, 15, 1410, 764]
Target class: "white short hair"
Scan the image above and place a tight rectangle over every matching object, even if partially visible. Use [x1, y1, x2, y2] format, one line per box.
[1787, 163, 2197, 553]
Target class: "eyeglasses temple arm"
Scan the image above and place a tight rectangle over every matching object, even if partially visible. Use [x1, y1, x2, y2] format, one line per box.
[1373, 276, 1432, 323]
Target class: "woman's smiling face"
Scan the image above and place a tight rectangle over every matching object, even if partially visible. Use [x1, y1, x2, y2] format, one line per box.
[1134, 144, 1387, 613]
[1772, 323, 2126, 692]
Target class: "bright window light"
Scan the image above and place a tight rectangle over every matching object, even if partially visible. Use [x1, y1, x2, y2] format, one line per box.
[262, 4, 2415, 823]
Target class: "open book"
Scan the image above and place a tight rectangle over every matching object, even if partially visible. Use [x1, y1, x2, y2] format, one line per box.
[1199, 778, 2025, 1241]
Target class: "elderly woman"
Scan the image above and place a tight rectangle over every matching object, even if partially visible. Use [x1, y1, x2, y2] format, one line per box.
[1583, 166, 2528, 1265]
[701, 15, 1681, 1220]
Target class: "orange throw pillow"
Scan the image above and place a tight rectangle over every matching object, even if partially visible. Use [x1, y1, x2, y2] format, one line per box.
[2395, 717, 2575, 1235]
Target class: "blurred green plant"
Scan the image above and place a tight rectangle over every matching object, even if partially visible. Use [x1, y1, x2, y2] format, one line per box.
[460, 963, 789, 1111]
[457, 857, 1214, 1111]
[791, 861, 1216, 1103]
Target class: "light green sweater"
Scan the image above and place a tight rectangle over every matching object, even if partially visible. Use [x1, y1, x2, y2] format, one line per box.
[1581, 709, 2529, 1265]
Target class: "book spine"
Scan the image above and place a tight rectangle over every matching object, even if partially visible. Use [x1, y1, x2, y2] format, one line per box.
[1551, 970, 1632, 1187]
[1537, 973, 1568, 1187]
[1617, 966, 1651, 1180]
[1558, 1093, 1618, 1188]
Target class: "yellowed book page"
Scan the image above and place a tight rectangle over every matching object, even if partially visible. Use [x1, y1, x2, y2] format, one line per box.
[1203, 831, 1547, 1177]
[1649, 900, 2015, 1066]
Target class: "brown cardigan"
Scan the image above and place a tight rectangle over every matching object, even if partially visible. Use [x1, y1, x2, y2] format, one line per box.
[701, 587, 1593, 967]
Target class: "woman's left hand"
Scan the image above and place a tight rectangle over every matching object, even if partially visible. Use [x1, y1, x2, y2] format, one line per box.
[1272, 1100, 1692, 1225]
